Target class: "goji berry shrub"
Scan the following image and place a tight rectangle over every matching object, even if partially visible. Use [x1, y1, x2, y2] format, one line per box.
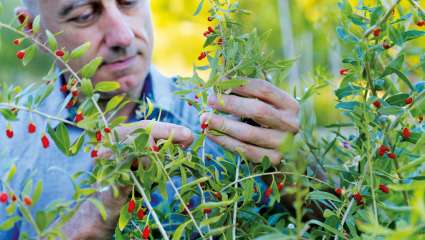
[0, 0, 424, 240]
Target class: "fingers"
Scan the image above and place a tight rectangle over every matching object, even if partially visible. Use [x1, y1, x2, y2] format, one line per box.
[208, 94, 299, 133]
[206, 134, 283, 166]
[201, 112, 287, 149]
[231, 79, 299, 113]
[117, 121, 194, 148]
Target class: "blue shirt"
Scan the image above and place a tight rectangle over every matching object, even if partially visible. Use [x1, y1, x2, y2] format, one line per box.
[0, 66, 223, 239]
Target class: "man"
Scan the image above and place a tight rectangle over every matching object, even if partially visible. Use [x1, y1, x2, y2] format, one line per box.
[0, 0, 300, 239]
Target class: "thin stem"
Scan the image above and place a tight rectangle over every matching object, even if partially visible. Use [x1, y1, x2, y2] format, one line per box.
[363, 0, 402, 39]
[232, 156, 241, 240]
[0, 103, 78, 127]
[334, 199, 354, 240]
[151, 152, 205, 238]
[130, 172, 170, 240]
[407, 0, 425, 15]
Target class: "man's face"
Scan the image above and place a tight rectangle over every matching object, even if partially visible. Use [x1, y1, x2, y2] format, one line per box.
[36, 0, 153, 97]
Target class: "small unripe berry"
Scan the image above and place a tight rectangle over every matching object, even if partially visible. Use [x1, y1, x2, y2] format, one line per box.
[23, 196, 32, 206]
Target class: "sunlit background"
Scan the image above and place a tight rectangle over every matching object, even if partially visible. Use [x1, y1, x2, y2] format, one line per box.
[1, 0, 424, 126]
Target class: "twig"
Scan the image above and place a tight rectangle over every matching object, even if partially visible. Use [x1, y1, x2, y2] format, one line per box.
[363, 0, 402, 39]
[232, 156, 242, 240]
[130, 172, 170, 240]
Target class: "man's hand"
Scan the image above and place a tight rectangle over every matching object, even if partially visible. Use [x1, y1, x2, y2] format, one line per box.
[201, 79, 299, 166]
[61, 121, 194, 240]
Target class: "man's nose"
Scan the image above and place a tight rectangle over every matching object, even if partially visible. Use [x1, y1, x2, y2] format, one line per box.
[102, 9, 135, 48]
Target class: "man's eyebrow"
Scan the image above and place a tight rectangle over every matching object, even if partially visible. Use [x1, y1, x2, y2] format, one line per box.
[59, 0, 92, 17]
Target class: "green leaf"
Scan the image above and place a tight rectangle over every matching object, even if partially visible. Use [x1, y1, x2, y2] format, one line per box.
[378, 106, 403, 115]
[95, 81, 120, 93]
[81, 78, 94, 97]
[216, 79, 248, 91]
[32, 15, 41, 34]
[336, 101, 360, 111]
[105, 95, 125, 114]
[0, 109, 17, 121]
[385, 93, 409, 106]
[118, 203, 131, 231]
[173, 220, 191, 240]
[23, 45, 37, 66]
[47, 123, 70, 155]
[0, 216, 20, 231]
[308, 191, 341, 202]
[70, 42, 91, 59]
[46, 30, 57, 51]
[134, 132, 149, 150]
[69, 134, 85, 156]
[5, 164, 16, 182]
[403, 30, 425, 42]
[80, 57, 103, 78]
[194, 0, 205, 16]
[335, 85, 362, 100]
[88, 198, 107, 221]
[22, 179, 33, 197]
[32, 180, 43, 205]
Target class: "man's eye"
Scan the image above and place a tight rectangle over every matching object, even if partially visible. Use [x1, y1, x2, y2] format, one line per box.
[69, 11, 95, 24]
[120, 0, 138, 7]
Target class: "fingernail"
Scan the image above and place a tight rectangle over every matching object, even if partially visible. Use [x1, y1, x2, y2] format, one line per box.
[208, 95, 217, 106]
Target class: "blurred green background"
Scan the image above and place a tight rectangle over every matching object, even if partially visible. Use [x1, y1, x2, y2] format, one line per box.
[3, 0, 422, 126]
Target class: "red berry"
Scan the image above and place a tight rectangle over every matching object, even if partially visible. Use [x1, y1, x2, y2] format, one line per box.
[28, 122, 36, 134]
[55, 49, 65, 57]
[0, 192, 8, 203]
[128, 199, 136, 213]
[91, 149, 98, 158]
[203, 208, 212, 214]
[405, 97, 413, 105]
[198, 52, 207, 61]
[66, 100, 74, 109]
[72, 91, 79, 97]
[96, 131, 102, 143]
[378, 145, 390, 157]
[16, 50, 26, 60]
[41, 135, 50, 149]
[402, 127, 411, 139]
[388, 152, 397, 159]
[13, 39, 21, 45]
[11, 194, 17, 202]
[208, 16, 213, 21]
[203, 31, 210, 37]
[150, 145, 160, 152]
[335, 188, 343, 197]
[382, 42, 391, 49]
[142, 225, 150, 239]
[75, 112, 84, 123]
[104, 127, 111, 133]
[277, 182, 284, 191]
[379, 184, 389, 193]
[23, 196, 32, 206]
[265, 187, 273, 198]
[217, 38, 224, 45]
[417, 20, 425, 27]
[353, 192, 363, 205]
[372, 28, 381, 37]
[373, 100, 382, 109]
[214, 192, 222, 200]
[339, 68, 349, 75]
[201, 122, 208, 130]
[137, 209, 145, 220]
[6, 129, 14, 139]
[18, 14, 27, 24]
[60, 84, 68, 93]
[208, 26, 215, 33]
